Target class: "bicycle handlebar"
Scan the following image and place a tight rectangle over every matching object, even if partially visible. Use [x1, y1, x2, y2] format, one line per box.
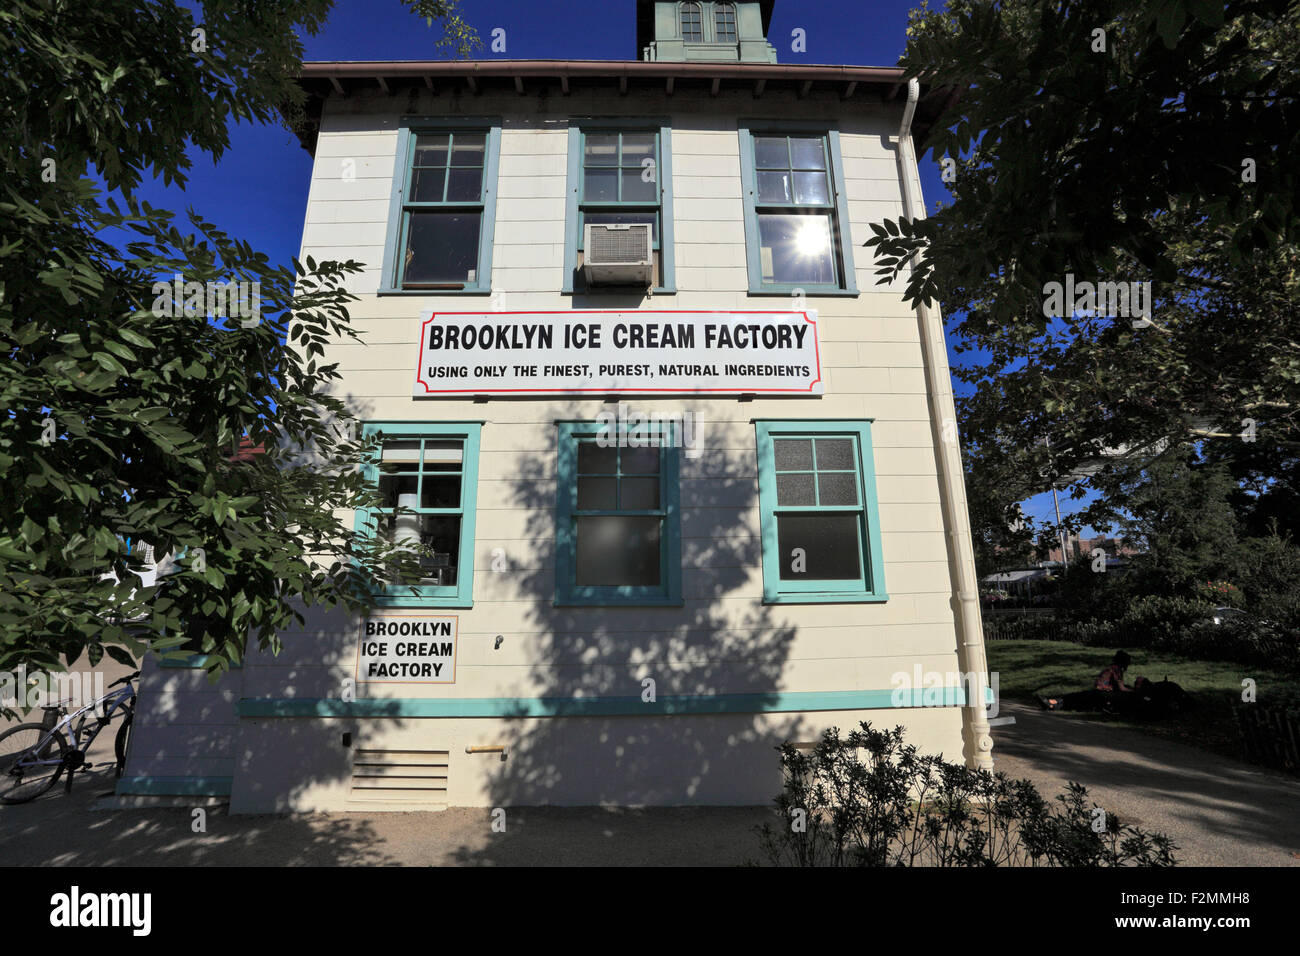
[109, 670, 141, 688]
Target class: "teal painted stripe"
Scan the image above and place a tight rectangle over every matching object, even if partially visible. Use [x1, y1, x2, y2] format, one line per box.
[237, 687, 977, 719]
[116, 776, 233, 797]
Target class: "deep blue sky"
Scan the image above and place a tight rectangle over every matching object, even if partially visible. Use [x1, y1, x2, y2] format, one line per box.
[129, 0, 1086, 543]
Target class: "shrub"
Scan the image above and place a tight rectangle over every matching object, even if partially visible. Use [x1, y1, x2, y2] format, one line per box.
[755, 723, 1177, 867]
[1175, 617, 1300, 670]
[1195, 580, 1244, 608]
[1119, 595, 1217, 644]
[981, 604, 1300, 671]
[1053, 558, 1138, 622]
[1234, 533, 1300, 630]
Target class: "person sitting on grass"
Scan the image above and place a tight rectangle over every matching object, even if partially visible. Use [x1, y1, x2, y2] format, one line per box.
[1042, 651, 1147, 711]
[1095, 651, 1134, 693]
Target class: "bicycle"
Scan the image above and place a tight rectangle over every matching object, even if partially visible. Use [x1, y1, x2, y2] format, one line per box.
[0, 670, 138, 804]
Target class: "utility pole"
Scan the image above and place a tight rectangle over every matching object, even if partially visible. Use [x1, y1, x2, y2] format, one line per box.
[1045, 436, 1069, 574]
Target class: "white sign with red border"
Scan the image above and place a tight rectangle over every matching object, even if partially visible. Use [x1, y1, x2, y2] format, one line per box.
[413, 309, 822, 397]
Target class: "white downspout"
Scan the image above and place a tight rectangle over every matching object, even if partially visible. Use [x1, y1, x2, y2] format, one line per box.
[896, 78, 994, 769]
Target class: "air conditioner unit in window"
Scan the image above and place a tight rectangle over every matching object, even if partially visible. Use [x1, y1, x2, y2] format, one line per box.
[583, 222, 653, 286]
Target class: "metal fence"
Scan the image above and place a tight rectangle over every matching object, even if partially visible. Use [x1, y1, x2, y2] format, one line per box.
[1235, 704, 1300, 772]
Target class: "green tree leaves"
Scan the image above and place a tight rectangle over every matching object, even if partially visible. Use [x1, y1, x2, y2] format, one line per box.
[874, 1, 1300, 566]
[1, 1, 479, 688]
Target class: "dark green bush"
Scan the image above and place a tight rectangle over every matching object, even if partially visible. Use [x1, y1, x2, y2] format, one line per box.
[1173, 617, 1299, 667]
[1052, 558, 1138, 622]
[983, 609, 1300, 671]
[1234, 533, 1300, 630]
[1119, 595, 1217, 643]
[755, 723, 1177, 867]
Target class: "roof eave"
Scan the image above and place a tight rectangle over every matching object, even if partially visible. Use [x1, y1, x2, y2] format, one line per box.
[283, 60, 957, 155]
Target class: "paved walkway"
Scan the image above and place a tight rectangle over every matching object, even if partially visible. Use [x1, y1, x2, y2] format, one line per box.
[991, 701, 1300, 866]
[2, 657, 771, 866]
[1, 769, 771, 866]
[5, 695, 1298, 865]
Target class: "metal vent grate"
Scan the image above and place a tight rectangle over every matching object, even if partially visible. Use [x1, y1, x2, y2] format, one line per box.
[348, 749, 449, 805]
[587, 224, 651, 264]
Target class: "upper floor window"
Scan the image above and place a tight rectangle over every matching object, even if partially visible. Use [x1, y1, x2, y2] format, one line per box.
[680, 2, 703, 41]
[737, 125, 858, 295]
[380, 118, 502, 295]
[564, 121, 676, 294]
[583, 131, 659, 208]
[715, 3, 737, 42]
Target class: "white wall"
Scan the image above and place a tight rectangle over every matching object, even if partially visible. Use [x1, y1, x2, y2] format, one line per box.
[141, 84, 974, 810]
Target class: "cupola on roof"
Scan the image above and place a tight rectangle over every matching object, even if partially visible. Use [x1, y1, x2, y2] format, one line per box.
[637, 0, 778, 62]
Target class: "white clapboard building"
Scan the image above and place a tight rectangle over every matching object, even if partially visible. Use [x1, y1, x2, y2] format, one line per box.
[118, 0, 995, 811]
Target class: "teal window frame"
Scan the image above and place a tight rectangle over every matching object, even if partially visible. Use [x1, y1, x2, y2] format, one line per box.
[554, 421, 683, 606]
[738, 123, 858, 297]
[754, 420, 887, 604]
[564, 118, 676, 295]
[379, 117, 502, 296]
[355, 422, 482, 608]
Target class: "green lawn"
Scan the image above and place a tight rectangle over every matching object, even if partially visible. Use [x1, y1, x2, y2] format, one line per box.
[986, 639, 1300, 762]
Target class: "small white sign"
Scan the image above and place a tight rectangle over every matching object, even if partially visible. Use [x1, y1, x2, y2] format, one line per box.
[413, 309, 823, 397]
[357, 614, 458, 683]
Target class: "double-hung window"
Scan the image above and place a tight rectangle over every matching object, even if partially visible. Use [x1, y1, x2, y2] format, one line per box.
[554, 422, 682, 606]
[738, 125, 857, 295]
[564, 121, 676, 293]
[357, 423, 481, 607]
[381, 119, 502, 294]
[755, 421, 886, 603]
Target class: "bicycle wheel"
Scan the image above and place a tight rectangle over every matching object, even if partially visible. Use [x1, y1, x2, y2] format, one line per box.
[0, 723, 67, 804]
[114, 708, 134, 778]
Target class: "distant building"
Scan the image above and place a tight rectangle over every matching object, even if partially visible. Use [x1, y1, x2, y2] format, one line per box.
[1044, 534, 1139, 567]
[981, 567, 1052, 600]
